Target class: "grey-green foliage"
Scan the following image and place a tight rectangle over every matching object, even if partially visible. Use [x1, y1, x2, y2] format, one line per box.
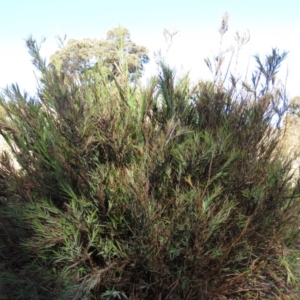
[289, 95, 300, 117]
[50, 26, 149, 81]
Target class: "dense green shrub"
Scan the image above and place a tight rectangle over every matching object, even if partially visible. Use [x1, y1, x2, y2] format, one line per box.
[0, 35, 300, 299]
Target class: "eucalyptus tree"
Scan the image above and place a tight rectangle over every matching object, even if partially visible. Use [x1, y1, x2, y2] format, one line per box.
[50, 26, 149, 82]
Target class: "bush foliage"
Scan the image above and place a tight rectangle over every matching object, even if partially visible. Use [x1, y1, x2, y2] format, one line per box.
[0, 30, 300, 299]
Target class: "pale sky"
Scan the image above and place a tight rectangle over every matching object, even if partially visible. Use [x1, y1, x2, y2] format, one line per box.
[1, 0, 299, 98]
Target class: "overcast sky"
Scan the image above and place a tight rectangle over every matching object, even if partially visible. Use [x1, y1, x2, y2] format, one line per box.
[1, 0, 299, 97]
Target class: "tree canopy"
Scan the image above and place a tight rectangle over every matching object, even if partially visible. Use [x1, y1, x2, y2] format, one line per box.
[50, 26, 149, 81]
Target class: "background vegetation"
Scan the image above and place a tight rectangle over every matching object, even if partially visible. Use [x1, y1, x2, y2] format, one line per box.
[0, 21, 300, 299]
